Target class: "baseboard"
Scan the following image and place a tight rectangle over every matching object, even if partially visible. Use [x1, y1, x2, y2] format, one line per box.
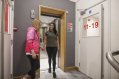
[64, 66, 79, 72]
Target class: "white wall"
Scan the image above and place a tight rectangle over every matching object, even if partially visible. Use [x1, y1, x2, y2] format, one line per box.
[75, 0, 80, 67]
[78, 0, 105, 9]
[103, 1, 111, 79]
[110, 0, 119, 78]
[76, 0, 119, 79]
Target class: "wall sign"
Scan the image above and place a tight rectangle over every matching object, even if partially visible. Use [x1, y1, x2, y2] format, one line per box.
[67, 22, 73, 32]
[82, 13, 100, 37]
[30, 9, 35, 19]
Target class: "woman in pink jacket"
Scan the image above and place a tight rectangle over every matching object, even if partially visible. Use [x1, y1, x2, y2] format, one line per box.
[23, 19, 40, 79]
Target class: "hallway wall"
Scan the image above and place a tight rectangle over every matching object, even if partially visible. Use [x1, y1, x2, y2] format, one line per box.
[110, 0, 119, 78]
[14, 0, 75, 76]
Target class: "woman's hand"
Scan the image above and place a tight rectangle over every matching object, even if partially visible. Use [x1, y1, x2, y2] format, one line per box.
[42, 44, 46, 51]
[32, 53, 36, 59]
[31, 49, 36, 59]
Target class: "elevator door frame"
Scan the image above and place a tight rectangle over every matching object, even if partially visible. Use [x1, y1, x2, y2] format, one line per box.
[39, 5, 66, 71]
[79, 4, 104, 79]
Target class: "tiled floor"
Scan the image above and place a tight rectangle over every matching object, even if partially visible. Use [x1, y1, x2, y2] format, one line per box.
[40, 49, 58, 71]
[40, 49, 48, 59]
[14, 50, 91, 79]
[40, 68, 92, 79]
[40, 58, 49, 70]
[14, 68, 92, 79]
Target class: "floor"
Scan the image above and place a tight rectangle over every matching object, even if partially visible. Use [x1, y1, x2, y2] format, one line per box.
[40, 48, 49, 70]
[40, 48, 48, 59]
[40, 68, 92, 79]
[14, 68, 92, 79]
[39, 50, 92, 79]
[14, 48, 92, 79]
[40, 48, 58, 71]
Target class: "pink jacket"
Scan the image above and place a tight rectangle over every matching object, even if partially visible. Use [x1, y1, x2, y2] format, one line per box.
[25, 26, 40, 54]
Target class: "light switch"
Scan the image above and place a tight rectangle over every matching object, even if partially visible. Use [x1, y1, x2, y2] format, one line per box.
[30, 9, 35, 19]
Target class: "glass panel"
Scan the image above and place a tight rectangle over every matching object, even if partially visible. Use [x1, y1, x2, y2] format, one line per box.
[82, 13, 100, 37]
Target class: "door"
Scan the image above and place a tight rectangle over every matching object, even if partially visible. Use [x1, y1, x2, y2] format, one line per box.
[4, 1, 11, 79]
[39, 5, 66, 71]
[4, 1, 14, 79]
[80, 4, 103, 79]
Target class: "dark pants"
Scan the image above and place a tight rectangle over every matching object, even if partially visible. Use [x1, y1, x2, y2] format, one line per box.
[46, 47, 57, 72]
[27, 55, 40, 79]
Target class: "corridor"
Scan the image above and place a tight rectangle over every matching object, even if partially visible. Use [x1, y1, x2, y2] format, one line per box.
[0, 0, 119, 79]
[14, 69, 91, 79]
[40, 69, 91, 79]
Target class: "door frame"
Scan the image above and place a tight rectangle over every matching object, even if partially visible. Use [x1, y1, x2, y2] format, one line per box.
[39, 5, 66, 71]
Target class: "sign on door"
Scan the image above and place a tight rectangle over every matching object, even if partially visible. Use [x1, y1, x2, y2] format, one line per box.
[82, 13, 100, 37]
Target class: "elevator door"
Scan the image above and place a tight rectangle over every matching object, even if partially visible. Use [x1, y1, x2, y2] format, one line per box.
[80, 5, 103, 79]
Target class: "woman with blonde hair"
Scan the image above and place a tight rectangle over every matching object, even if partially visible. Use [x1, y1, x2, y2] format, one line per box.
[23, 19, 40, 79]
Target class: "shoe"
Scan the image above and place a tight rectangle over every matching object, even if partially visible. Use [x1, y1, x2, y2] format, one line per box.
[48, 68, 51, 73]
[53, 72, 56, 78]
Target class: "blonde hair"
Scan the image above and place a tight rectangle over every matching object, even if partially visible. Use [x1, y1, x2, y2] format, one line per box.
[32, 19, 40, 31]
